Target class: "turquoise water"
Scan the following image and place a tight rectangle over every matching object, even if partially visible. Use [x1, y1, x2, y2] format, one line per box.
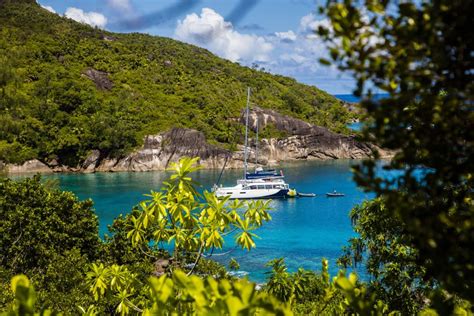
[347, 122, 362, 131]
[336, 93, 392, 132]
[30, 160, 371, 282]
[334, 93, 389, 103]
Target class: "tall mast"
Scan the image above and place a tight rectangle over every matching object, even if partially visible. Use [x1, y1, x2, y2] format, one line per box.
[243, 87, 250, 178]
[255, 117, 259, 166]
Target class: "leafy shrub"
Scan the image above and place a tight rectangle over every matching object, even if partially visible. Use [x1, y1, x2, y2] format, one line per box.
[0, 175, 100, 274]
[0, 141, 37, 164]
[0, 175, 101, 312]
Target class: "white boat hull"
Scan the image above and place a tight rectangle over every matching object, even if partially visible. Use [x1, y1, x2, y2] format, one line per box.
[215, 182, 289, 199]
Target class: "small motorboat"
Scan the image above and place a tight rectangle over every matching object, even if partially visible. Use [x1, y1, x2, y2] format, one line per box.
[297, 192, 316, 197]
[326, 191, 345, 197]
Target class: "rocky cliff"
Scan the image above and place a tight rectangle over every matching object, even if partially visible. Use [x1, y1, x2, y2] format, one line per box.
[5, 109, 391, 173]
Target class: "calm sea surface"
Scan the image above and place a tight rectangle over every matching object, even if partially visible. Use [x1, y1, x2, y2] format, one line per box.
[335, 94, 389, 132]
[334, 93, 389, 103]
[30, 160, 372, 282]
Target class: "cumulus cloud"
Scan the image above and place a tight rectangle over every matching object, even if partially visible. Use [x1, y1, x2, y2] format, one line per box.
[175, 8, 273, 62]
[107, 0, 132, 12]
[275, 30, 297, 43]
[41, 5, 56, 13]
[299, 13, 331, 39]
[260, 12, 356, 93]
[65, 7, 108, 28]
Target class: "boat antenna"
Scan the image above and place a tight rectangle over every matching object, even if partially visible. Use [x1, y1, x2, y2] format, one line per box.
[255, 116, 259, 167]
[243, 87, 250, 178]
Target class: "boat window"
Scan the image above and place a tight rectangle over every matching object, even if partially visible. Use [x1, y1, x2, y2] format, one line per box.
[250, 186, 257, 190]
[226, 192, 232, 195]
[265, 185, 272, 189]
[257, 185, 265, 189]
[240, 192, 246, 194]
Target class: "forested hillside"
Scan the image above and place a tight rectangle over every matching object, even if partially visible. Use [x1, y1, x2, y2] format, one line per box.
[0, 0, 353, 167]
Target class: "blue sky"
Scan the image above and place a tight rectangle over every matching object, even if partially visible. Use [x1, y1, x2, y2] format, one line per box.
[37, 0, 356, 94]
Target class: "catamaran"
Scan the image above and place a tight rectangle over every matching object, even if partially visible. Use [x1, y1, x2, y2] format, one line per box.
[214, 88, 291, 199]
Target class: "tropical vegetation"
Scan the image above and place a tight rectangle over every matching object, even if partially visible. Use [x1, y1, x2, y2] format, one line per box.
[0, 0, 353, 167]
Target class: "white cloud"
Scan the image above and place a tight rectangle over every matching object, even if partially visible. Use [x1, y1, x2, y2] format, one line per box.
[107, 0, 132, 12]
[265, 14, 331, 74]
[41, 5, 56, 14]
[299, 13, 331, 39]
[65, 7, 107, 28]
[280, 53, 308, 65]
[175, 8, 273, 62]
[275, 30, 297, 43]
[259, 13, 356, 94]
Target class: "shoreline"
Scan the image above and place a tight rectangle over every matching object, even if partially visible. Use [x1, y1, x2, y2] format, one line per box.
[4, 157, 392, 176]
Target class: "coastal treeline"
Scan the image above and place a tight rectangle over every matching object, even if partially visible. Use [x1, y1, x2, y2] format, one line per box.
[0, 0, 353, 167]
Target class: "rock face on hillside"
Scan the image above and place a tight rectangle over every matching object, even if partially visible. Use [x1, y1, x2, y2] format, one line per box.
[243, 107, 381, 162]
[6, 159, 52, 173]
[92, 128, 381, 173]
[95, 128, 231, 172]
[244, 106, 314, 135]
[4, 109, 391, 173]
[88, 108, 390, 172]
[82, 68, 113, 90]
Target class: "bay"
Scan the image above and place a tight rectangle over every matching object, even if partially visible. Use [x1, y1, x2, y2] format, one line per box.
[347, 121, 362, 131]
[31, 160, 371, 283]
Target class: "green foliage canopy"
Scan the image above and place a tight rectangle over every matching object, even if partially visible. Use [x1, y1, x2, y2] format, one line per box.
[0, 175, 100, 274]
[319, 0, 474, 301]
[0, 1, 353, 166]
[339, 198, 433, 314]
[0, 175, 101, 312]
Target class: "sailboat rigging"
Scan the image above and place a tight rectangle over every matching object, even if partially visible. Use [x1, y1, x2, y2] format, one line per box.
[214, 88, 290, 199]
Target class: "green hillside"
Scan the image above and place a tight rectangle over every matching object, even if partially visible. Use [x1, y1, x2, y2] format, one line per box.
[0, 0, 354, 166]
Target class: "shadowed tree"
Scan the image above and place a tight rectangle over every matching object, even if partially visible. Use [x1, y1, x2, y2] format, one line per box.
[318, 0, 473, 302]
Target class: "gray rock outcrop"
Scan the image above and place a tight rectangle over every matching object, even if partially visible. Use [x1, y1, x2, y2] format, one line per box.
[95, 128, 231, 172]
[82, 150, 101, 173]
[3, 108, 391, 174]
[82, 68, 113, 90]
[7, 159, 53, 173]
[244, 106, 313, 135]
[91, 110, 390, 172]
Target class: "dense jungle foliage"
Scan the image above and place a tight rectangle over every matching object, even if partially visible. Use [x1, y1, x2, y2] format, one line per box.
[0, 0, 352, 166]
